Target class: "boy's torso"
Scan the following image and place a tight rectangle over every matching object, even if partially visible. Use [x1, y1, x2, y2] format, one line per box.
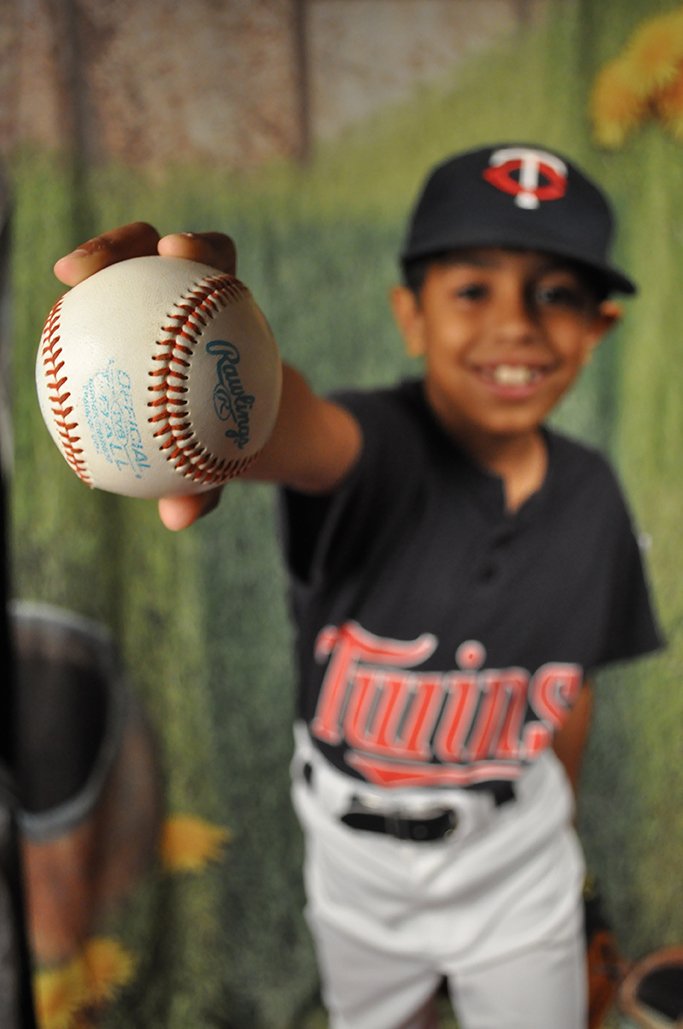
[281, 380, 659, 792]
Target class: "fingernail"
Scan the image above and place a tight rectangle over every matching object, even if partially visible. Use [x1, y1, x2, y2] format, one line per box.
[72, 238, 106, 256]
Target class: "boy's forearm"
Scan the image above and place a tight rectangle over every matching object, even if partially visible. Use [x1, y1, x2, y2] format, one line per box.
[158, 363, 362, 529]
[552, 681, 593, 794]
[241, 363, 362, 494]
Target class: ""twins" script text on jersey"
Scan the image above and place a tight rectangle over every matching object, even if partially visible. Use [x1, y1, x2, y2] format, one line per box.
[311, 621, 582, 788]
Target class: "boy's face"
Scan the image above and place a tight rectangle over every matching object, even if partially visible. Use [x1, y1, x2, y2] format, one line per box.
[391, 248, 620, 446]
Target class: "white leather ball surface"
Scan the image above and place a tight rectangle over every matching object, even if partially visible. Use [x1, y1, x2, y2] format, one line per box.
[36, 256, 282, 498]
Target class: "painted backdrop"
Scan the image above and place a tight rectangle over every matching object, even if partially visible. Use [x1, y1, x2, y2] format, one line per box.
[11, 0, 683, 1026]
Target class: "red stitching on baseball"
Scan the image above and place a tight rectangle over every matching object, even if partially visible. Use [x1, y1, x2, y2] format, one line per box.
[40, 297, 93, 486]
[146, 273, 262, 486]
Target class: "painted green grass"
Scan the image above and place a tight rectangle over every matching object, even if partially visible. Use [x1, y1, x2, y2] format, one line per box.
[11, 1, 683, 1025]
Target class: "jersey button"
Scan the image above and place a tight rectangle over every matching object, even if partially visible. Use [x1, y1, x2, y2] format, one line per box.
[479, 563, 496, 582]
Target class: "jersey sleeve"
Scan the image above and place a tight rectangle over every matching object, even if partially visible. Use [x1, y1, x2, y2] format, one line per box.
[280, 386, 424, 587]
[594, 502, 664, 668]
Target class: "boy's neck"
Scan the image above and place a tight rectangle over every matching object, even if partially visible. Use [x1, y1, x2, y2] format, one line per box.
[425, 389, 548, 513]
[460, 428, 548, 513]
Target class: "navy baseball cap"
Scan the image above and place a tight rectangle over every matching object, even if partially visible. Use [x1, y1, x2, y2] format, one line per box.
[401, 144, 636, 295]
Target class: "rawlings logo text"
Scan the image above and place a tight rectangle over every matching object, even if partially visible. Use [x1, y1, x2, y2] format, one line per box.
[206, 339, 255, 450]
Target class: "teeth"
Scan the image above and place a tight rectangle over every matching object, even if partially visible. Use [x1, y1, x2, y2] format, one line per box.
[492, 365, 536, 386]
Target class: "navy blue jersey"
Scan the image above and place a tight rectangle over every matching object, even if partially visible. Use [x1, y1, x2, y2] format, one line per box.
[281, 380, 662, 790]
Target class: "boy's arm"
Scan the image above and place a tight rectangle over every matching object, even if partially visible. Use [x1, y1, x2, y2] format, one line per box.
[240, 363, 362, 492]
[54, 224, 362, 529]
[552, 681, 593, 794]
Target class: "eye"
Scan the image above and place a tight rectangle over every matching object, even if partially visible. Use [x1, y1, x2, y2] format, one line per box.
[534, 284, 587, 310]
[456, 283, 489, 302]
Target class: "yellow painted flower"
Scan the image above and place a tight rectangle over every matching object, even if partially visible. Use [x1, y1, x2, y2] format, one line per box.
[80, 937, 136, 1004]
[33, 938, 136, 1029]
[34, 961, 87, 1029]
[160, 814, 232, 872]
[590, 5, 683, 148]
[591, 57, 647, 148]
[626, 8, 683, 96]
[654, 64, 683, 141]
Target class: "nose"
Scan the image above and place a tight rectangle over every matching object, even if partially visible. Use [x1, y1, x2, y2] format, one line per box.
[492, 282, 537, 343]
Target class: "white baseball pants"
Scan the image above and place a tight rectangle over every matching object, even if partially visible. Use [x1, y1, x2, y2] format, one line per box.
[305, 913, 586, 1029]
[292, 741, 587, 1029]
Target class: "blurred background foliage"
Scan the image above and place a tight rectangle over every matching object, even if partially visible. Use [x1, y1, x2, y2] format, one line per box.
[10, 0, 683, 1025]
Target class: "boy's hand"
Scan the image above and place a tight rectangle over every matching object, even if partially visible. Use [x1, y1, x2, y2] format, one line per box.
[54, 223, 238, 529]
[54, 222, 237, 285]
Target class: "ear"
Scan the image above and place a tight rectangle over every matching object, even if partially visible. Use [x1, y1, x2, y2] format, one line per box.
[390, 285, 426, 358]
[583, 300, 622, 363]
[596, 299, 622, 334]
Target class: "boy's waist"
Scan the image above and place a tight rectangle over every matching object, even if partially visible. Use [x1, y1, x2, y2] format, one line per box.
[292, 722, 560, 826]
[292, 722, 572, 846]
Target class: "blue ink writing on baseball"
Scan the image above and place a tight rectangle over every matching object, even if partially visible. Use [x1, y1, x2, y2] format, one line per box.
[206, 339, 254, 449]
[82, 360, 151, 478]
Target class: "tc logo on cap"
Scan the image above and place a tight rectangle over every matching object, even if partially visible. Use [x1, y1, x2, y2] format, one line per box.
[483, 147, 568, 210]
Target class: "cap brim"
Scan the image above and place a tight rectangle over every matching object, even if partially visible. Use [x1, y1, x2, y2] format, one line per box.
[401, 229, 637, 296]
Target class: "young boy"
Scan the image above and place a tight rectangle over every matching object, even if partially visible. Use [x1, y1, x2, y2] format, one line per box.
[55, 144, 662, 1029]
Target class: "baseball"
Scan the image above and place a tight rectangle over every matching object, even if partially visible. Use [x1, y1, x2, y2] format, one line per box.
[36, 255, 282, 499]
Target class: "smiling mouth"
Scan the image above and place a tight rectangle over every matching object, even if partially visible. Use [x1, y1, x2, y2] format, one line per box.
[476, 364, 552, 387]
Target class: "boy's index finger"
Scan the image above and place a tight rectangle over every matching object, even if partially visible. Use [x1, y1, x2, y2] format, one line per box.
[53, 221, 161, 286]
[157, 232, 237, 276]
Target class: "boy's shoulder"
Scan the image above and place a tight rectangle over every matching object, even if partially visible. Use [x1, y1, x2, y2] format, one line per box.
[331, 378, 454, 447]
[538, 428, 638, 542]
[329, 378, 434, 462]
[544, 426, 623, 497]
[331, 378, 422, 414]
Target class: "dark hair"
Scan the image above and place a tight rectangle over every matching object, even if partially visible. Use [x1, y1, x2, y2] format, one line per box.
[402, 249, 612, 306]
[402, 254, 440, 298]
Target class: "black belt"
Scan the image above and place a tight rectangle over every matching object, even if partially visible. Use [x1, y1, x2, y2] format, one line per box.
[341, 807, 458, 842]
[339, 783, 515, 842]
[302, 762, 516, 843]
